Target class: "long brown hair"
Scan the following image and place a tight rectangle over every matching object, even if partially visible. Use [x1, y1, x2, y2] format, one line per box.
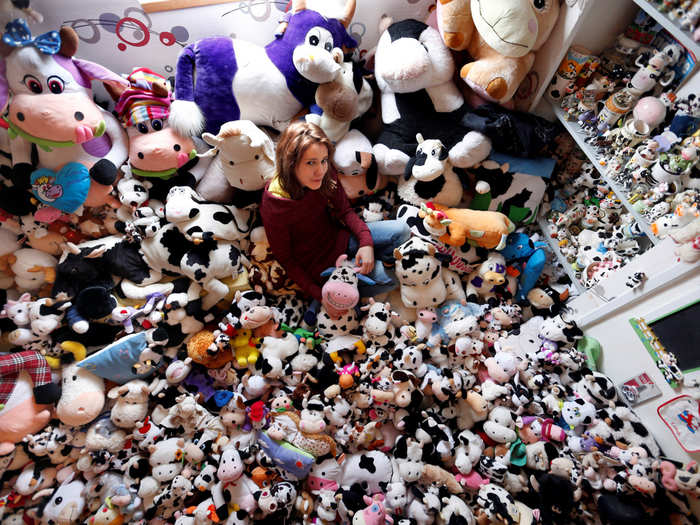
[275, 121, 336, 200]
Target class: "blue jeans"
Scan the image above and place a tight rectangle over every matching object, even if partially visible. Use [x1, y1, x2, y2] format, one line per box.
[347, 219, 411, 297]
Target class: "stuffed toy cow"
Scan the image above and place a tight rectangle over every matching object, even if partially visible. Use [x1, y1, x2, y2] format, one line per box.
[0, 22, 128, 222]
[372, 18, 491, 175]
[171, 0, 358, 136]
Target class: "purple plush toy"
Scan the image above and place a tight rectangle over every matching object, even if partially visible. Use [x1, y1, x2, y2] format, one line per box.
[170, 0, 357, 136]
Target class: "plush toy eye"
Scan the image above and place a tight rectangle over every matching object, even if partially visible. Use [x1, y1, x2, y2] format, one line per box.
[47, 76, 65, 94]
[138, 123, 149, 134]
[151, 119, 163, 131]
[309, 34, 320, 46]
[324, 41, 332, 52]
[533, 0, 546, 8]
[23, 74, 42, 94]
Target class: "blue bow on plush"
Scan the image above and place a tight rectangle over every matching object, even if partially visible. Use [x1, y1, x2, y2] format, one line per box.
[2, 19, 61, 55]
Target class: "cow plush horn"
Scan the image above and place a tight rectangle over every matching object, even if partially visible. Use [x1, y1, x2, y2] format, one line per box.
[292, 0, 307, 13]
[340, 0, 356, 28]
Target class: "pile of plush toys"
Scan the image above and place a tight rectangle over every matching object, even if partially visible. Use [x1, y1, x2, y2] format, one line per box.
[546, 14, 700, 268]
[0, 1, 699, 524]
[649, 0, 700, 42]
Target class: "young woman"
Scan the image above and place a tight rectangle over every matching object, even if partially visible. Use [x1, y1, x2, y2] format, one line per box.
[260, 122, 410, 320]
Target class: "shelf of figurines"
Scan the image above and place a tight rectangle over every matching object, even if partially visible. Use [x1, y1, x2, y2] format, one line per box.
[549, 101, 662, 245]
[536, 155, 656, 293]
[632, 0, 700, 59]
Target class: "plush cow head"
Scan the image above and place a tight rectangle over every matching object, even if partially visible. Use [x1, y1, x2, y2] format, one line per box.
[374, 19, 454, 94]
[404, 134, 449, 182]
[393, 237, 441, 287]
[279, 0, 356, 84]
[201, 120, 276, 191]
[1, 23, 127, 145]
[320, 254, 375, 313]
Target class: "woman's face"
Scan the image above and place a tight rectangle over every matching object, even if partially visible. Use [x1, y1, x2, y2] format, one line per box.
[295, 143, 329, 190]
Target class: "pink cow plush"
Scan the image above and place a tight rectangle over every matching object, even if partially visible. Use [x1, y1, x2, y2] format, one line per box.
[353, 494, 393, 525]
[114, 68, 208, 203]
[0, 22, 128, 223]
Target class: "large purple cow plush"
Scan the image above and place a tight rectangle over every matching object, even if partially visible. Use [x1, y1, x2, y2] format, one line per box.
[170, 0, 357, 136]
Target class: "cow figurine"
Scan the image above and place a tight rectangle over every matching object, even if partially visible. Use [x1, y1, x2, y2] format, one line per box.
[171, 0, 357, 136]
[0, 22, 128, 222]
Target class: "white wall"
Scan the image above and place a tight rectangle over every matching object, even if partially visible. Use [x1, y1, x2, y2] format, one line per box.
[28, 0, 436, 83]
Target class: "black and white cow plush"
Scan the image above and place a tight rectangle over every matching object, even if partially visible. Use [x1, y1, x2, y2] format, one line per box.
[469, 159, 547, 225]
[315, 255, 372, 339]
[372, 18, 491, 175]
[164, 186, 254, 243]
[539, 314, 584, 345]
[398, 134, 469, 207]
[476, 483, 520, 525]
[359, 298, 398, 354]
[395, 204, 486, 275]
[266, 295, 306, 328]
[392, 237, 465, 310]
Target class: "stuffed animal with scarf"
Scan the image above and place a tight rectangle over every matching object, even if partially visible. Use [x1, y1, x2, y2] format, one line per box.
[113, 67, 210, 202]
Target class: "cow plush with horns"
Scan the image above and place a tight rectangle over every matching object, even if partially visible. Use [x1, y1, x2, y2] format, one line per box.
[0, 23, 129, 220]
[171, 0, 358, 136]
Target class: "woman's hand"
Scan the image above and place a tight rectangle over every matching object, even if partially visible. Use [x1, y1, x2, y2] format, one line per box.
[355, 246, 375, 275]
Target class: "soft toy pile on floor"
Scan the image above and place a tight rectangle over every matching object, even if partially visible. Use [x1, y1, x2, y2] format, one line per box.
[0, 1, 698, 525]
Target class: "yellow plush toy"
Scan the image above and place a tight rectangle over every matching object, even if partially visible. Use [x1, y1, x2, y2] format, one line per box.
[421, 202, 514, 250]
[436, 0, 560, 104]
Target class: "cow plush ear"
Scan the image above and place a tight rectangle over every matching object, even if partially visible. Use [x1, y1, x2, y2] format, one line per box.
[320, 267, 334, 278]
[563, 323, 583, 342]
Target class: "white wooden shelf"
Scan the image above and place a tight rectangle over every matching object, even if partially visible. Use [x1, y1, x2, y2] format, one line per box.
[631, 0, 700, 59]
[537, 216, 585, 295]
[549, 101, 660, 245]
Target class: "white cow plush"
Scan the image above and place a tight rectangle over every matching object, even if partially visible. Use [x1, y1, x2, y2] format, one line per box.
[197, 120, 276, 202]
[393, 237, 465, 310]
[399, 134, 466, 207]
[56, 363, 105, 427]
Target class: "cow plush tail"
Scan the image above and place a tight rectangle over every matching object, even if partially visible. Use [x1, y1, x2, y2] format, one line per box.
[171, 43, 205, 137]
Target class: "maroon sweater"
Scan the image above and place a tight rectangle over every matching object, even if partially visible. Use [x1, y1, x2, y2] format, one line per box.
[261, 176, 373, 302]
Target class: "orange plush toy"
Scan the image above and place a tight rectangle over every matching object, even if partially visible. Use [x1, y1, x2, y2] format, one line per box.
[421, 202, 514, 250]
[436, 0, 560, 105]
